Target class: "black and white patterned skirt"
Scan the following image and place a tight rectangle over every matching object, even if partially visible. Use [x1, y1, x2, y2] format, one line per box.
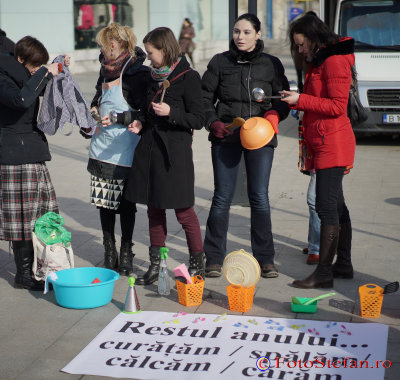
[90, 175, 125, 210]
[0, 163, 58, 241]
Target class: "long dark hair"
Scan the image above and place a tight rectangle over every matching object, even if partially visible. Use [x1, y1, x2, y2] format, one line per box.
[234, 13, 261, 33]
[289, 11, 339, 54]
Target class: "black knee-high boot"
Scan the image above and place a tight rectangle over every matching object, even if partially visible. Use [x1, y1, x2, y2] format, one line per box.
[100, 208, 118, 270]
[103, 237, 118, 270]
[118, 199, 136, 276]
[136, 246, 161, 285]
[333, 222, 353, 278]
[13, 240, 43, 291]
[119, 240, 134, 276]
[292, 225, 340, 289]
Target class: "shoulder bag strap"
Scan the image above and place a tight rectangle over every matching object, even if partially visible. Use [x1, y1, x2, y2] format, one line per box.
[148, 69, 192, 111]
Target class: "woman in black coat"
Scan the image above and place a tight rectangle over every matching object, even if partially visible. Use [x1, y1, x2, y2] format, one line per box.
[201, 13, 290, 279]
[124, 27, 205, 285]
[0, 36, 62, 290]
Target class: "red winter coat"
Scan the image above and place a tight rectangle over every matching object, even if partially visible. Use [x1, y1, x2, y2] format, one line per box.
[293, 38, 356, 170]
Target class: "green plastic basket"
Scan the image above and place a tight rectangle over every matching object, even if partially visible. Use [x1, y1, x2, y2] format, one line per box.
[291, 297, 318, 313]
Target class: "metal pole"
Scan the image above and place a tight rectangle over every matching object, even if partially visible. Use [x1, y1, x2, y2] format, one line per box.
[267, 0, 273, 39]
[229, 0, 238, 40]
[248, 0, 257, 14]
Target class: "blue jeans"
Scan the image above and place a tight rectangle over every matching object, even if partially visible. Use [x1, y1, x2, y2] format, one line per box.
[204, 142, 275, 266]
[307, 172, 320, 255]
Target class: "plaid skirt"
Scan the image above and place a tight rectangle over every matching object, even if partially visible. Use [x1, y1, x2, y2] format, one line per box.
[0, 163, 58, 241]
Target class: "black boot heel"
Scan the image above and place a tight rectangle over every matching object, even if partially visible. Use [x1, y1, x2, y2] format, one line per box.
[103, 238, 118, 270]
[119, 241, 135, 276]
[136, 246, 161, 285]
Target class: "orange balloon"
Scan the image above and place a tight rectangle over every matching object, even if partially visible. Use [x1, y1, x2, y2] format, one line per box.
[240, 117, 275, 150]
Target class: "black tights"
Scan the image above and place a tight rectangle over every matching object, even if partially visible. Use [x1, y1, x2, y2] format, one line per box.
[315, 167, 351, 226]
[100, 198, 136, 242]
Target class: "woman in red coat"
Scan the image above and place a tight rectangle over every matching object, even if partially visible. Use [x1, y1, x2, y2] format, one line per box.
[281, 12, 356, 289]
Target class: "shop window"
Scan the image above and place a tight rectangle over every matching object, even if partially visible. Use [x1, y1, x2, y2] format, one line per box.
[74, 0, 133, 49]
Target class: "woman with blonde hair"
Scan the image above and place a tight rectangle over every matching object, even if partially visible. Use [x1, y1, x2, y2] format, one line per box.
[123, 27, 205, 285]
[87, 23, 148, 275]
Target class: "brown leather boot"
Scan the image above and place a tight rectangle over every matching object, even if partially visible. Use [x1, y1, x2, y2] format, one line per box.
[333, 222, 353, 279]
[292, 225, 340, 289]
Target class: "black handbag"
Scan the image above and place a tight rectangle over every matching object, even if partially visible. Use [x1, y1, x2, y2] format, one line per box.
[347, 86, 368, 126]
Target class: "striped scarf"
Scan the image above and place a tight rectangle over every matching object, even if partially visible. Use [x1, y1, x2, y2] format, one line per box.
[101, 50, 133, 80]
[150, 57, 181, 82]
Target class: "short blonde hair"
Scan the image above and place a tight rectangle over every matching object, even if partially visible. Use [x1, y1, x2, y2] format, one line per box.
[96, 23, 137, 57]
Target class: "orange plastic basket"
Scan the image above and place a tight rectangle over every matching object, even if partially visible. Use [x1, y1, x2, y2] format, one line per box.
[176, 275, 204, 307]
[227, 284, 255, 312]
[359, 283, 384, 318]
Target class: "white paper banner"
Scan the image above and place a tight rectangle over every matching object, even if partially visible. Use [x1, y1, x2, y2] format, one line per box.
[63, 311, 389, 379]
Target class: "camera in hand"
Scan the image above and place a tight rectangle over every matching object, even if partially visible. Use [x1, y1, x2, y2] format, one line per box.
[91, 109, 101, 123]
[109, 110, 138, 126]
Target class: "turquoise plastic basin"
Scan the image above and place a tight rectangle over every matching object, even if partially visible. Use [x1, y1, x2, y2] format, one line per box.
[48, 267, 119, 309]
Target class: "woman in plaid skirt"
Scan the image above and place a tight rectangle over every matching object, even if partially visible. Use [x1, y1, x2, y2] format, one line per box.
[0, 36, 64, 290]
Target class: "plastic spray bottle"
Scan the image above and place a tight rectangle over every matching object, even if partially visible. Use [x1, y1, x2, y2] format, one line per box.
[158, 247, 171, 295]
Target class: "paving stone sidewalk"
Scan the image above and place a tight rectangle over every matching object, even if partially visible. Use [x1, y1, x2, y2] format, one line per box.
[0, 51, 399, 380]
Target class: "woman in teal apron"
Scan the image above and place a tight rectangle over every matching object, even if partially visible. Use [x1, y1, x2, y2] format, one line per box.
[87, 23, 148, 275]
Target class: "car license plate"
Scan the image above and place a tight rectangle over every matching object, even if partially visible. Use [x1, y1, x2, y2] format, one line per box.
[383, 114, 400, 124]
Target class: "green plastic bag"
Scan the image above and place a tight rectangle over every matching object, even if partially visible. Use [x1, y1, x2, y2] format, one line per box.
[34, 212, 71, 246]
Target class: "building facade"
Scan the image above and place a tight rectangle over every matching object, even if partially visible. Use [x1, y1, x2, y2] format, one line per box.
[0, 0, 318, 72]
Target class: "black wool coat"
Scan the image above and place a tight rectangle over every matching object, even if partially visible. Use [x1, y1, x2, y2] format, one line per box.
[0, 54, 53, 165]
[124, 56, 205, 209]
[202, 40, 290, 147]
[0, 29, 15, 55]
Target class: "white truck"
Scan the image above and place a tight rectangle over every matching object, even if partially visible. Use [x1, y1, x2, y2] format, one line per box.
[320, 0, 400, 136]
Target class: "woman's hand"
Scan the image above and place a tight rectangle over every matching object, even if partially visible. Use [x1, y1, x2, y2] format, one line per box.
[280, 90, 300, 106]
[128, 120, 142, 134]
[64, 55, 71, 67]
[47, 63, 60, 77]
[151, 102, 170, 117]
[101, 115, 112, 127]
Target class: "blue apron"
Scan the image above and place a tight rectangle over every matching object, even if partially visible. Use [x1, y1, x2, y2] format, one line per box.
[89, 58, 140, 167]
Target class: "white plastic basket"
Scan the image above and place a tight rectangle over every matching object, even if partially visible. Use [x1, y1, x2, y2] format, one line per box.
[223, 249, 261, 287]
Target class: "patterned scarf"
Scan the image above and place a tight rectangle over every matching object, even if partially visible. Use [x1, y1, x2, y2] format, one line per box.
[150, 57, 181, 82]
[101, 50, 133, 80]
